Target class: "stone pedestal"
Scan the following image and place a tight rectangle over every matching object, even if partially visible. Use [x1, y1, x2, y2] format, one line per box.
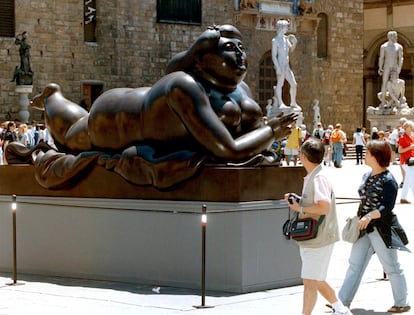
[15, 85, 33, 123]
[367, 112, 413, 131]
[0, 164, 305, 293]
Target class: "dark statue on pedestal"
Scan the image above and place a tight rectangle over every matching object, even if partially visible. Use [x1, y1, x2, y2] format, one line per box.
[5, 25, 296, 189]
[11, 31, 33, 85]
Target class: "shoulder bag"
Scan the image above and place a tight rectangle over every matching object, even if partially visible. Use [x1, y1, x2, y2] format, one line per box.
[341, 216, 361, 243]
[283, 211, 325, 241]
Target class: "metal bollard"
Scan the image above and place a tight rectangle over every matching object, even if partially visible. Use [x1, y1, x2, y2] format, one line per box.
[193, 204, 213, 309]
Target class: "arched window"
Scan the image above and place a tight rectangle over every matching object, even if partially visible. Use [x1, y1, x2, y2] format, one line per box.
[317, 13, 328, 58]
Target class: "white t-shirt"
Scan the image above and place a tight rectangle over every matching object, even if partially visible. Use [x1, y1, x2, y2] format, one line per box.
[353, 132, 365, 146]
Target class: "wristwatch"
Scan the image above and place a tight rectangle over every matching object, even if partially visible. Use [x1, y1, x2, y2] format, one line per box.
[365, 213, 372, 221]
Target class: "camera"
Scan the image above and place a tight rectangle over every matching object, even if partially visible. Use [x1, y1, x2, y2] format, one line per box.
[288, 192, 301, 204]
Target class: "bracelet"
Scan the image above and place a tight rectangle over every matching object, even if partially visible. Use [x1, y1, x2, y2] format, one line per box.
[365, 213, 372, 221]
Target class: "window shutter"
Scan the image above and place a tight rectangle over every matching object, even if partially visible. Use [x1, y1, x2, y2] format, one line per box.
[157, 0, 201, 25]
[0, 0, 15, 37]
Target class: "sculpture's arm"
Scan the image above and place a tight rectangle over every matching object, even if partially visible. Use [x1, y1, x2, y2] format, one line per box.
[166, 75, 292, 161]
[397, 45, 404, 74]
[271, 38, 281, 73]
[287, 34, 297, 52]
[378, 46, 384, 75]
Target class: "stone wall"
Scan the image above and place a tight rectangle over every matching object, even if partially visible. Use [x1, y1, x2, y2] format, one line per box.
[0, 0, 364, 136]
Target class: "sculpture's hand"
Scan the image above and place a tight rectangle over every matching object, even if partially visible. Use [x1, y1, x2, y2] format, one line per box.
[378, 69, 383, 76]
[267, 113, 297, 140]
[287, 34, 297, 47]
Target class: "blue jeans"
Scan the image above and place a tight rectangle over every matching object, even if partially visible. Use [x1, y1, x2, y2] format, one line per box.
[332, 142, 343, 166]
[338, 228, 409, 307]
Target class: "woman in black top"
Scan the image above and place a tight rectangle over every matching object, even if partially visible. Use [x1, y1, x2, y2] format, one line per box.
[338, 140, 410, 313]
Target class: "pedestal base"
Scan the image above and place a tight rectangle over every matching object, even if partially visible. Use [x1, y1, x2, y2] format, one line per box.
[0, 165, 304, 293]
[367, 112, 412, 132]
[15, 85, 33, 123]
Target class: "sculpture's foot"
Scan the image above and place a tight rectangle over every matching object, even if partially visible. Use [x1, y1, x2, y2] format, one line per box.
[290, 103, 302, 111]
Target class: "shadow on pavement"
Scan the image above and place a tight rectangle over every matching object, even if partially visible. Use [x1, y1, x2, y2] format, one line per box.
[351, 308, 390, 315]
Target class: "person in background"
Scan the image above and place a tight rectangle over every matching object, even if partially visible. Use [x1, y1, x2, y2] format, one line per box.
[284, 120, 302, 166]
[17, 123, 29, 147]
[2, 121, 17, 164]
[339, 140, 410, 313]
[284, 138, 351, 315]
[312, 122, 324, 140]
[353, 127, 366, 165]
[0, 121, 5, 165]
[378, 130, 387, 142]
[388, 125, 400, 165]
[31, 120, 39, 145]
[398, 117, 408, 188]
[330, 123, 346, 168]
[371, 127, 379, 140]
[322, 124, 333, 166]
[301, 124, 310, 144]
[398, 120, 414, 204]
[362, 127, 369, 141]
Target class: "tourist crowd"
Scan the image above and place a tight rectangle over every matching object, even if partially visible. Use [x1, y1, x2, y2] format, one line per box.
[0, 119, 54, 164]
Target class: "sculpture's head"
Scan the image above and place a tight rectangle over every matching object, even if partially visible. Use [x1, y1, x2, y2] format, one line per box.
[30, 83, 61, 110]
[276, 19, 289, 34]
[166, 25, 247, 91]
[387, 30, 398, 43]
[390, 70, 399, 81]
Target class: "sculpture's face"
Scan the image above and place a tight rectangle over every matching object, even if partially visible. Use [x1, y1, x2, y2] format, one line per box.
[388, 31, 398, 43]
[197, 37, 247, 89]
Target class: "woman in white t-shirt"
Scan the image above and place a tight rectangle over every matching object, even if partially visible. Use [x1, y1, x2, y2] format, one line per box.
[353, 127, 366, 165]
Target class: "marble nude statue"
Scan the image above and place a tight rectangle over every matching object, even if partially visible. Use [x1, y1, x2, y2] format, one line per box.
[271, 19, 298, 109]
[378, 31, 404, 108]
[5, 25, 296, 189]
[377, 70, 407, 110]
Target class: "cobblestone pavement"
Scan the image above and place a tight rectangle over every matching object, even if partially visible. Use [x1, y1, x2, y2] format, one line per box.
[0, 160, 413, 315]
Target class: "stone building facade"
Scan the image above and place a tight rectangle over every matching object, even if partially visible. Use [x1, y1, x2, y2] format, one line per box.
[0, 0, 372, 136]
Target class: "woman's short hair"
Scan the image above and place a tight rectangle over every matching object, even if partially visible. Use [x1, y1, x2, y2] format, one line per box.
[366, 140, 392, 167]
[403, 120, 414, 129]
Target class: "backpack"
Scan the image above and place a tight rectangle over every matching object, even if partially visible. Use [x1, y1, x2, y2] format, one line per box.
[331, 130, 342, 142]
[322, 130, 331, 144]
[313, 128, 323, 139]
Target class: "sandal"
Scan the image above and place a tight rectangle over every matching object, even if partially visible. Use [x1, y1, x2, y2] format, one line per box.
[388, 305, 411, 313]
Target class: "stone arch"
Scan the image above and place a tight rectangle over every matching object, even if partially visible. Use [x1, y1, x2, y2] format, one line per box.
[363, 31, 414, 113]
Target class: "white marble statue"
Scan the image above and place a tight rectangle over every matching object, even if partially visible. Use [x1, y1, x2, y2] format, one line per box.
[271, 19, 299, 109]
[378, 31, 404, 108]
[377, 70, 407, 110]
[266, 99, 273, 117]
